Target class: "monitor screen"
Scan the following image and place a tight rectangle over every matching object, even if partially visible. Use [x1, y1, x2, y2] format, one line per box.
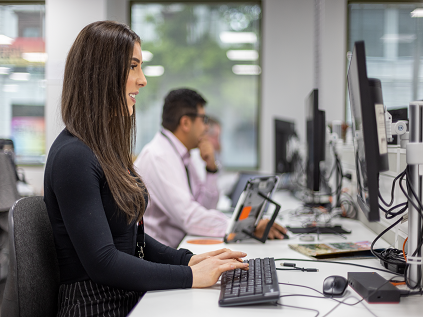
[305, 89, 326, 192]
[274, 118, 297, 174]
[347, 41, 389, 222]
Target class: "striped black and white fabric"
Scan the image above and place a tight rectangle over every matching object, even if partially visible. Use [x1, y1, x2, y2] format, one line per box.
[57, 280, 144, 317]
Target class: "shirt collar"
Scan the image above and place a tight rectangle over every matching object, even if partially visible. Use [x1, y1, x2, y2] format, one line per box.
[161, 128, 191, 164]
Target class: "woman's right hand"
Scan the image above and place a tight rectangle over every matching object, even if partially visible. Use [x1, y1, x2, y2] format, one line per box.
[190, 250, 248, 288]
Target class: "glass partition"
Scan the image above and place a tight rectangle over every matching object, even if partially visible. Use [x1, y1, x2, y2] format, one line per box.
[0, 4, 46, 164]
[131, 2, 261, 168]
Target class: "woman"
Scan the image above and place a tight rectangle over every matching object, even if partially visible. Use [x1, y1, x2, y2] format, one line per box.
[44, 21, 248, 316]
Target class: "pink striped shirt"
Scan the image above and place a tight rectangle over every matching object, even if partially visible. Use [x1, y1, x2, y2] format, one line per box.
[134, 129, 229, 248]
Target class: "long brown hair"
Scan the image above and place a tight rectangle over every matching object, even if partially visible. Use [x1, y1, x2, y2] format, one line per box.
[61, 21, 147, 223]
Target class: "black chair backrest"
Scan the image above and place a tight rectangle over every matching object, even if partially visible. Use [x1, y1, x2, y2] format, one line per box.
[0, 152, 20, 212]
[1, 196, 60, 317]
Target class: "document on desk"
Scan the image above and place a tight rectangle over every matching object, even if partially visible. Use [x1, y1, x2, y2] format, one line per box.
[289, 241, 377, 259]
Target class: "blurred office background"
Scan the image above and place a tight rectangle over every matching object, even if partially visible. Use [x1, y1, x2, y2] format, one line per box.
[0, 0, 423, 195]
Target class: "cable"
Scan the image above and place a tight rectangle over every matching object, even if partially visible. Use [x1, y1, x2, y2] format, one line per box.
[370, 216, 405, 267]
[379, 202, 408, 219]
[403, 237, 408, 262]
[400, 289, 423, 297]
[379, 248, 406, 263]
[276, 302, 319, 317]
[338, 191, 358, 218]
[274, 258, 403, 276]
[277, 282, 378, 317]
[378, 168, 406, 207]
[277, 263, 319, 272]
[277, 268, 319, 272]
[322, 295, 377, 317]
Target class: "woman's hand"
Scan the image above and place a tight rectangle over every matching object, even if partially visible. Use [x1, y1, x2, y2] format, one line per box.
[254, 219, 287, 239]
[188, 248, 235, 266]
[190, 250, 248, 288]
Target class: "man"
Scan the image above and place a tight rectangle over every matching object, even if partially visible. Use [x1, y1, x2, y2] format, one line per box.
[134, 88, 286, 248]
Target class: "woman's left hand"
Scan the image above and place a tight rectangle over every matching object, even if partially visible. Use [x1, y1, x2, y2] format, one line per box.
[188, 248, 243, 266]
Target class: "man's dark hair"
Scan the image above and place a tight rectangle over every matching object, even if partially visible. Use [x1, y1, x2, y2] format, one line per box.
[162, 88, 207, 132]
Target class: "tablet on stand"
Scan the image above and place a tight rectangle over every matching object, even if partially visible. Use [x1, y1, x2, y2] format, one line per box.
[224, 176, 281, 243]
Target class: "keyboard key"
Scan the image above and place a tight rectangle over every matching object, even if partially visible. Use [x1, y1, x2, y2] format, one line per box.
[219, 257, 280, 307]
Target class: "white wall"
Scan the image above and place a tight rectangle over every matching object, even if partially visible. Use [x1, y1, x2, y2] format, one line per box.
[45, 0, 108, 150]
[261, 0, 314, 173]
[320, 0, 347, 125]
[260, 0, 347, 173]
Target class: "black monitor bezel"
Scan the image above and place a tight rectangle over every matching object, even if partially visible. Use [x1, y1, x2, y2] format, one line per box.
[305, 89, 326, 192]
[347, 41, 389, 222]
[274, 118, 296, 174]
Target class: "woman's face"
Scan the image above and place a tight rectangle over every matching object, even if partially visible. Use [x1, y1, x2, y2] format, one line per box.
[126, 42, 147, 116]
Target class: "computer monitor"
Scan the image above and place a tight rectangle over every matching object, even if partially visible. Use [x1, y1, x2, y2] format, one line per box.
[274, 118, 297, 174]
[305, 89, 326, 192]
[347, 41, 389, 222]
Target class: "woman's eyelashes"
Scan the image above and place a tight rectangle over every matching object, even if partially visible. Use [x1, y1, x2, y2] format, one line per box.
[131, 64, 137, 70]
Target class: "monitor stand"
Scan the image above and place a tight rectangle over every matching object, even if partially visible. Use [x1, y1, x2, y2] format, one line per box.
[405, 102, 423, 288]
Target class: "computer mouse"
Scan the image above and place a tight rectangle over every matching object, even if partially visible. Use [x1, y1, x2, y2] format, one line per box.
[323, 275, 348, 297]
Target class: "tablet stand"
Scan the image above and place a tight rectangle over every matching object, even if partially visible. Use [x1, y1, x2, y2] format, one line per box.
[241, 192, 281, 243]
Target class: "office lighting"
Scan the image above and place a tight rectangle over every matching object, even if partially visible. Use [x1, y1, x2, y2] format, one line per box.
[9, 73, 30, 81]
[142, 50, 153, 62]
[143, 65, 164, 77]
[0, 67, 10, 75]
[3, 84, 18, 93]
[232, 65, 261, 75]
[220, 32, 257, 44]
[22, 53, 48, 63]
[0, 34, 13, 45]
[380, 34, 415, 43]
[411, 8, 423, 17]
[226, 50, 258, 61]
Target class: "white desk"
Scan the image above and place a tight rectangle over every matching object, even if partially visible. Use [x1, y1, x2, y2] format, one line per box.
[129, 191, 423, 317]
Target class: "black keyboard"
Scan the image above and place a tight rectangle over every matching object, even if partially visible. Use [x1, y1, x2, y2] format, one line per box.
[218, 257, 280, 307]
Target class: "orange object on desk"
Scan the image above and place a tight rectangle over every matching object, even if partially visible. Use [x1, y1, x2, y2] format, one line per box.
[186, 239, 224, 245]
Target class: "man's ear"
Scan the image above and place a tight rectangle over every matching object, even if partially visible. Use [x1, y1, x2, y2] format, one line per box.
[179, 115, 192, 133]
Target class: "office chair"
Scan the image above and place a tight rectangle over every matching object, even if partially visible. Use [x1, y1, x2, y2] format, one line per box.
[0, 152, 21, 285]
[1, 196, 60, 317]
[0, 152, 20, 212]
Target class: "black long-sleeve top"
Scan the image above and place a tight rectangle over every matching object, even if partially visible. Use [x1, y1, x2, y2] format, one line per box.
[44, 129, 193, 292]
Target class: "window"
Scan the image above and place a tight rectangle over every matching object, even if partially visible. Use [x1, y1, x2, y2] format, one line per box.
[348, 2, 423, 121]
[0, 4, 46, 164]
[131, 2, 261, 168]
